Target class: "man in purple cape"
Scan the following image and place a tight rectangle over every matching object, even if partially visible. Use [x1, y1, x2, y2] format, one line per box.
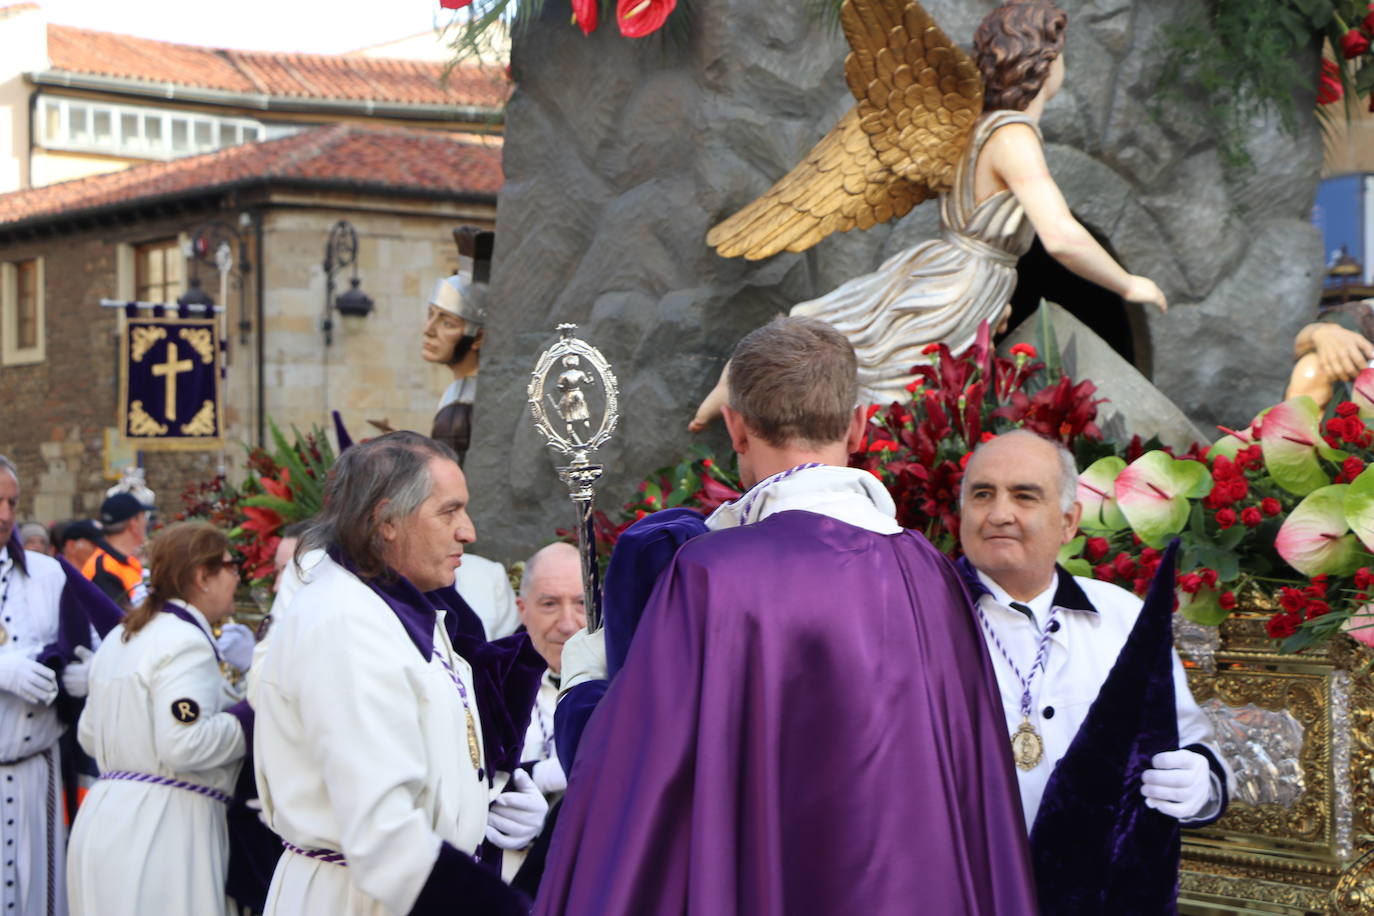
[535, 317, 1037, 915]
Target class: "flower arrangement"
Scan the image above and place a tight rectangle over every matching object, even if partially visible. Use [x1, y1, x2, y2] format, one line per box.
[1065, 375, 1374, 653]
[172, 420, 335, 586]
[850, 322, 1119, 555]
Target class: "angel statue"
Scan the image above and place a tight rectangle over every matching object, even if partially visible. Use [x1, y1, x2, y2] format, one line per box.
[689, 0, 1167, 432]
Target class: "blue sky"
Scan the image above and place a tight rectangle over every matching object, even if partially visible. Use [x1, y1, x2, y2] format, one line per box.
[37, 0, 456, 54]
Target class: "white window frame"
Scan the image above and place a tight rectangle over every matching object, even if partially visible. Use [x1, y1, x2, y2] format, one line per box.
[38, 96, 269, 161]
[1, 258, 45, 366]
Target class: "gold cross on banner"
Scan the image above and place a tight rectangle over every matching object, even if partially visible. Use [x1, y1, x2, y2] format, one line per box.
[151, 342, 194, 421]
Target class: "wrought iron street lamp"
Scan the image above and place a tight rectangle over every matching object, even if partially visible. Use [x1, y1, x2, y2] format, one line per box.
[322, 220, 373, 345]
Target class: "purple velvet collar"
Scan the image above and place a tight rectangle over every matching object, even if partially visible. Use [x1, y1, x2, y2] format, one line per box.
[160, 601, 222, 662]
[3, 530, 28, 577]
[956, 557, 1097, 615]
[327, 546, 448, 660]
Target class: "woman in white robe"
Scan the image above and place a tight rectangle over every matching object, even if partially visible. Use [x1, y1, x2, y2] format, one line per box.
[67, 522, 249, 916]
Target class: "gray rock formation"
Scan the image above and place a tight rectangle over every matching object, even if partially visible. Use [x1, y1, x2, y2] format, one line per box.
[467, 0, 1325, 560]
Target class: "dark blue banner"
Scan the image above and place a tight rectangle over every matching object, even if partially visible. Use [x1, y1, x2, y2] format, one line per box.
[120, 316, 223, 449]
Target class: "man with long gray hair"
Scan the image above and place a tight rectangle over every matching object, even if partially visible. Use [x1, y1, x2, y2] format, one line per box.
[252, 431, 543, 915]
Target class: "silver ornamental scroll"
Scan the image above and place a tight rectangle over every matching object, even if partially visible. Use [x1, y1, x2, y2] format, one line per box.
[528, 323, 619, 631]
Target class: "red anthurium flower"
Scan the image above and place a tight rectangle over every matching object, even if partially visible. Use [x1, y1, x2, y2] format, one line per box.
[1318, 59, 1344, 105]
[572, 0, 598, 35]
[617, 0, 676, 38]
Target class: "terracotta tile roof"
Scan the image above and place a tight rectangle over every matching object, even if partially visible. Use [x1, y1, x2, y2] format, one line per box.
[44, 24, 510, 109]
[0, 124, 503, 227]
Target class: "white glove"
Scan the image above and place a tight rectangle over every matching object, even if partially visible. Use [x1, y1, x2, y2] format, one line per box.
[558, 627, 606, 696]
[485, 768, 549, 850]
[1141, 748, 1212, 819]
[216, 623, 255, 671]
[61, 645, 94, 698]
[531, 756, 567, 796]
[0, 654, 59, 706]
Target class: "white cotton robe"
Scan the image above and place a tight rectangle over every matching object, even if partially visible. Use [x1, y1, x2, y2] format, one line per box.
[0, 547, 68, 916]
[67, 601, 246, 916]
[253, 555, 491, 916]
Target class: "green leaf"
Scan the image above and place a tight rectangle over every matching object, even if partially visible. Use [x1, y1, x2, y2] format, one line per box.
[1034, 300, 1063, 379]
[1061, 558, 1093, 579]
[1280, 627, 1321, 654]
[1180, 587, 1230, 626]
[1057, 535, 1086, 567]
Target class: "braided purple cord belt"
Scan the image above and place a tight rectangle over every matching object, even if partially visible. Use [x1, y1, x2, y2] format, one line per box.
[100, 770, 232, 805]
[282, 840, 348, 865]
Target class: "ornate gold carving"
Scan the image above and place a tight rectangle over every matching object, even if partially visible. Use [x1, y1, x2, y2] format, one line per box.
[1332, 848, 1374, 914]
[178, 327, 214, 364]
[179, 401, 216, 437]
[127, 400, 168, 436]
[129, 326, 166, 363]
[1178, 608, 1374, 913]
[706, 0, 982, 260]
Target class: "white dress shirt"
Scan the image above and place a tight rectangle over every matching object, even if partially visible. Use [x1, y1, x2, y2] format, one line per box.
[972, 569, 1230, 831]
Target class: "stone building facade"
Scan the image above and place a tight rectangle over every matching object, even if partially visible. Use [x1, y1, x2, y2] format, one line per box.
[0, 124, 500, 524]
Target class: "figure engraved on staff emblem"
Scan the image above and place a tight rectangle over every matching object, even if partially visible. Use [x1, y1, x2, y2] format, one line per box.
[528, 324, 619, 630]
[556, 355, 595, 440]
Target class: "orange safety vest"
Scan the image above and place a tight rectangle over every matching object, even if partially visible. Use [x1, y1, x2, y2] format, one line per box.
[81, 544, 143, 609]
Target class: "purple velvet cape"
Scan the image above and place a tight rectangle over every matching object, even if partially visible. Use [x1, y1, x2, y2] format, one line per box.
[534, 510, 1038, 916]
[1022, 542, 1219, 915]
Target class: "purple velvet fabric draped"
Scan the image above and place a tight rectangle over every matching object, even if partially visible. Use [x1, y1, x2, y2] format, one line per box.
[1028, 541, 1184, 914]
[535, 510, 1037, 916]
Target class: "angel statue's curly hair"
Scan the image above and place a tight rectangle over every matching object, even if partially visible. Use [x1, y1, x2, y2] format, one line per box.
[973, 1, 1068, 112]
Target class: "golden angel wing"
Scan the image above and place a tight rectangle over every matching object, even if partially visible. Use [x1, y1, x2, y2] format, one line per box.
[706, 0, 982, 261]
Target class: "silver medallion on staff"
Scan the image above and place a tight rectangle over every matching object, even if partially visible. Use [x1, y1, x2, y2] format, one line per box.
[528, 323, 619, 632]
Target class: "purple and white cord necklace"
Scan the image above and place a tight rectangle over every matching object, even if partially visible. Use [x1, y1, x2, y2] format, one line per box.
[975, 601, 1059, 771]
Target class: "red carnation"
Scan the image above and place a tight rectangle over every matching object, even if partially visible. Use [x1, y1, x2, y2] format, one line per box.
[1266, 612, 1300, 639]
[439, 0, 473, 7]
[1356, 567, 1373, 590]
[1216, 507, 1237, 529]
[1227, 477, 1249, 502]
[1093, 563, 1115, 582]
[1241, 506, 1262, 527]
[1307, 600, 1331, 620]
[921, 343, 941, 355]
[1337, 400, 1360, 418]
[1219, 591, 1236, 611]
[1010, 343, 1038, 359]
[1200, 567, 1218, 588]
[1341, 29, 1371, 58]
[1178, 573, 1202, 594]
[1261, 497, 1282, 517]
[1279, 587, 1306, 613]
[1345, 456, 1366, 480]
[1112, 552, 1137, 579]
[1085, 536, 1110, 562]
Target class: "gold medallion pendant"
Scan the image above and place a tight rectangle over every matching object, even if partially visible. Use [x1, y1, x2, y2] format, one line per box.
[1011, 717, 1044, 771]
[465, 711, 482, 773]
